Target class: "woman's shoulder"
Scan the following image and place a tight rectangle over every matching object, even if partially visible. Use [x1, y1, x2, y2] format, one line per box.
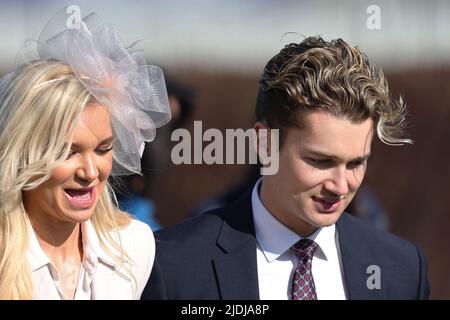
[120, 217, 153, 236]
[117, 218, 155, 256]
[116, 218, 155, 298]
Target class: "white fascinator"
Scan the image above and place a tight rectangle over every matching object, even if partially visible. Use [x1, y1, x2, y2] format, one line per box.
[24, 7, 171, 175]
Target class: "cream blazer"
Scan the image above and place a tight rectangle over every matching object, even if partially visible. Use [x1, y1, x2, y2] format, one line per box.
[27, 218, 155, 300]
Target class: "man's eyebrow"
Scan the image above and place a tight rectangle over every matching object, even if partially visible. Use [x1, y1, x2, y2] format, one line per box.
[308, 150, 336, 159]
[307, 150, 371, 162]
[352, 153, 371, 162]
[70, 136, 114, 149]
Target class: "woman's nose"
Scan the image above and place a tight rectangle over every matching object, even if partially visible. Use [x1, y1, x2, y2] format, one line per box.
[76, 153, 99, 182]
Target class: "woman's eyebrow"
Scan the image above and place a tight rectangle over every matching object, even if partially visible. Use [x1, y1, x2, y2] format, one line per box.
[98, 136, 114, 145]
[70, 136, 114, 149]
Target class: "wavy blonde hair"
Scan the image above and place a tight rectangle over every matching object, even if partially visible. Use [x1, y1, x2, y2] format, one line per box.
[0, 60, 132, 299]
[256, 36, 412, 146]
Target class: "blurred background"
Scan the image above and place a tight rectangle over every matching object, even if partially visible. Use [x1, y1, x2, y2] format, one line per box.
[0, 0, 449, 299]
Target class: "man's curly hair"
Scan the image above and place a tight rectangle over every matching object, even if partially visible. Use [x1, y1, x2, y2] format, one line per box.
[256, 36, 412, 146]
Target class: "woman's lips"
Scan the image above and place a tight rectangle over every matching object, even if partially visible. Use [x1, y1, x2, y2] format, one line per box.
[64, 187, 96, 209]
[312, 196, 342, 213]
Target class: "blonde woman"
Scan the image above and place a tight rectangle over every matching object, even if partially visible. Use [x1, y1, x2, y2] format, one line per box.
[0, 10, 171, 299]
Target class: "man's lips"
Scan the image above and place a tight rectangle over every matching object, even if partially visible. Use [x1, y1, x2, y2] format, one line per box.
[312, 196, 343, 205]
[311, 196, 343, 213]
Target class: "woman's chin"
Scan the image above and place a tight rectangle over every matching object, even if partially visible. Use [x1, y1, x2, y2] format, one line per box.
[60, 207, 96, 224]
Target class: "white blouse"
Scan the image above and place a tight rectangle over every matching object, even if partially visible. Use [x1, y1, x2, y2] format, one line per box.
[26, 218, 155, 300]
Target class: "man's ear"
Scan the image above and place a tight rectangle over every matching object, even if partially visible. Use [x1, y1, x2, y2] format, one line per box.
[253, 122, 280, 176]
[253, 121, 272, 157]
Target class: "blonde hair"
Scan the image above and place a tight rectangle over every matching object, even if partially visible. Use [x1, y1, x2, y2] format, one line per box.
[0, 60, 132, 299]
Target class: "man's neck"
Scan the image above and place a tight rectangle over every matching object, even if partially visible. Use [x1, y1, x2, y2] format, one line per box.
[259, 177, 318, 238]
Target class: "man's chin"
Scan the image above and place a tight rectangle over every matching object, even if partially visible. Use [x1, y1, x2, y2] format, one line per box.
[309, 211, 343, 227]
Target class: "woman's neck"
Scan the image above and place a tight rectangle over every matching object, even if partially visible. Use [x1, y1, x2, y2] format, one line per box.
[28, 214, 84, 299]
[28, 213, 84, 265]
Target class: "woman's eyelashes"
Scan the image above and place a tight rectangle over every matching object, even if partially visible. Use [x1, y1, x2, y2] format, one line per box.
[95, 146, 113, 155]
[66, 145, 113, 159]
[66, 149, 77, 159]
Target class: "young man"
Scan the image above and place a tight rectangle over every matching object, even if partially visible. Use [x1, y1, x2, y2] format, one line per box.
[142, 37, 430, 300]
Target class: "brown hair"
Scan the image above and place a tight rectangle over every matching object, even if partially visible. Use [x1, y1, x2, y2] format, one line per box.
[256, 36, 412, 146]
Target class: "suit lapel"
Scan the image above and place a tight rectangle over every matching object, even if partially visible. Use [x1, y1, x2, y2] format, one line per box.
[212, 190, 260, 300]
[211, 195, 388, 300]
[337, 213, 385, 299]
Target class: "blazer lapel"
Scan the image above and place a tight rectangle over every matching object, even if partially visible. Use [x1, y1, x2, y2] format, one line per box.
[337, 213, 385, 299]
[212, 190, 260, 300]
[211, 195, 388, 300]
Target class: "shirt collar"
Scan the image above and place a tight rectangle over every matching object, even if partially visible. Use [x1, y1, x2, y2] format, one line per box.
[80, 219, 119, 273]
[26, 221, 52, 272]
[251, 177, 337, 263]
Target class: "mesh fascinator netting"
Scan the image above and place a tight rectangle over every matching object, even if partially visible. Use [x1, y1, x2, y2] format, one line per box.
[0, 7, 172, 175]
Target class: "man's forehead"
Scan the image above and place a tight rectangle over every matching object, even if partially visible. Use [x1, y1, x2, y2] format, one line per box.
[288, 111, 374, 155]
[295, 111, 373, 136]
[298, 110, 374, 129]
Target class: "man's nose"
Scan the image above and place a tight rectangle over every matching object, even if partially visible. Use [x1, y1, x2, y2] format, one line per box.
[323, 166, 349, 196]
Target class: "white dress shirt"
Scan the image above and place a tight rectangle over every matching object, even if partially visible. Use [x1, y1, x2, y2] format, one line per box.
[27, 218, 154, 300]
[251, 178, 347, 300]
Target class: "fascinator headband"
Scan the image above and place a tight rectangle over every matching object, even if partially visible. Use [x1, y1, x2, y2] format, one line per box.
[34, 8, 171, 175]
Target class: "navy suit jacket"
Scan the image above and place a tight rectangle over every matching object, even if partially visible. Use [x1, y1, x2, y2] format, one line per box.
[142, 191, 430, 300]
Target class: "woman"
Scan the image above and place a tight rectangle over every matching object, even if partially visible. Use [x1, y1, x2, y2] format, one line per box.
[0, 10, 171, 299]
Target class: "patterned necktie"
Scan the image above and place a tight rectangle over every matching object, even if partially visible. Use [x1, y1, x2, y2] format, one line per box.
[290, 239, 318, 300]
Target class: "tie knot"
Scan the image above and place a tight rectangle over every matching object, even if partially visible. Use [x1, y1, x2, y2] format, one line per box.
[291, 239, 318, 258]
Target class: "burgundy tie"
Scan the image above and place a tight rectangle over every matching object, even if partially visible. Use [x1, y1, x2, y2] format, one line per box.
[290, 239, 318, 300]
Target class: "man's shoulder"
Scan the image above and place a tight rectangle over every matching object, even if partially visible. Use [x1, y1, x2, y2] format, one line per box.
[155, 206, 228, 243]
[151, 206, 238, 267]
[338, 213, 429, 299]
[339, 213, 423, 260]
